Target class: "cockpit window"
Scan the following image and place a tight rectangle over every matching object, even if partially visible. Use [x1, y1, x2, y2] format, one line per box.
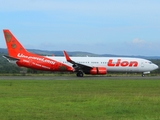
[149, 62, 152, 64]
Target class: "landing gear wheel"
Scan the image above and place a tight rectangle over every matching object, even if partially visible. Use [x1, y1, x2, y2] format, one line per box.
[142, 73, 145, 77]
[76, 71, 84, 77]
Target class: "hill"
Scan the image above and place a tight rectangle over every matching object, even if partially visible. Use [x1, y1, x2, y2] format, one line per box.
[1, 48, 160, 59]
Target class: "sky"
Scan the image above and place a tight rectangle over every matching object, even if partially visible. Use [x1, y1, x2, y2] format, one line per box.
[0, 0, 160, 56]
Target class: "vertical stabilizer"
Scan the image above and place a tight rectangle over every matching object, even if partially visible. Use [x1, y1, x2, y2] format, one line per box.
[3, 29, 28, 57]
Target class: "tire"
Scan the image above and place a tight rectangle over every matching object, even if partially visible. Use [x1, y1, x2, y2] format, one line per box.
[76, 71, 84, 77]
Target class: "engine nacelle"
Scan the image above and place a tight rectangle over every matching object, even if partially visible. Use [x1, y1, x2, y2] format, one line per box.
[85, 67, 107, 75]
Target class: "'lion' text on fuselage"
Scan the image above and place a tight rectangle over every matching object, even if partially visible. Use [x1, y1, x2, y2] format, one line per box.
[108, 59, 138, 67]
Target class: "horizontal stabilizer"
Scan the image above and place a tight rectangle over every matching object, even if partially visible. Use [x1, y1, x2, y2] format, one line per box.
[3, 55, 19, 62]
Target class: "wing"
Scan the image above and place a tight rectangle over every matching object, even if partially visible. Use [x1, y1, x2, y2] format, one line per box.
[63, 51, 92, 71]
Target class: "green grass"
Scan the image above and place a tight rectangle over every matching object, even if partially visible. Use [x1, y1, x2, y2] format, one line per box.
[0, 79, 160, 120]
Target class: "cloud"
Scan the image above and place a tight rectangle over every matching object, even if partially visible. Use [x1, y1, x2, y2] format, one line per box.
[132, 38, 145, 44]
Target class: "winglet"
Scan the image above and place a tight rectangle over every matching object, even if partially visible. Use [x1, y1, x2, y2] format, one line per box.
[63, 51, 72, 62]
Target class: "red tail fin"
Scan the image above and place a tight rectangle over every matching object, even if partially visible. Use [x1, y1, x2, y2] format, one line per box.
[3, 29, 28, 57]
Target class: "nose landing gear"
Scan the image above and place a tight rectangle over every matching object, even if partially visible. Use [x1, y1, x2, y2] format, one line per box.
[142, 73, 145, 77]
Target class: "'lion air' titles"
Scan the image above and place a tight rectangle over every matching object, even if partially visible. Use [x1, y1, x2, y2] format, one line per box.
[108, 59, 138, 67]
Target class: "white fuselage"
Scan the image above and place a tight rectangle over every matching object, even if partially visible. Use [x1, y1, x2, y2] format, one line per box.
[47, 56, 158, 73]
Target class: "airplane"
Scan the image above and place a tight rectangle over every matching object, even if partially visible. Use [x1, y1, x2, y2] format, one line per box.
[3, 29, 159, 77]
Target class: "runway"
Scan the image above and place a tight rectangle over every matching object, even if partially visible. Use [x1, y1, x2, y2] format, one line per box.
[0, 75, 160, 80]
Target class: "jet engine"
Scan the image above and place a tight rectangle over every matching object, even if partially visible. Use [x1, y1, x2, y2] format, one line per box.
[84, 67, 107, 75]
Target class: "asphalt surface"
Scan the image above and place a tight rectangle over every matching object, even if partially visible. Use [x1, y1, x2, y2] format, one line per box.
[0, 75, 160, 80]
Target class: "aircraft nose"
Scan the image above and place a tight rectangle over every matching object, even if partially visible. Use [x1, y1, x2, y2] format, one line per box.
[154, 64, 159, 70]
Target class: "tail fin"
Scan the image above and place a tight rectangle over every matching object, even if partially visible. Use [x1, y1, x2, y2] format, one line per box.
[3, 29, 28, 57]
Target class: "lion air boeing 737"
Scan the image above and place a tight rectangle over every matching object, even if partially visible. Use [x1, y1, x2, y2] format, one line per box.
[3, 29, 158, 77]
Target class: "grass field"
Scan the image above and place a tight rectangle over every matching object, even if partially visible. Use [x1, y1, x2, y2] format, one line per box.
[0, 79, 160, 120]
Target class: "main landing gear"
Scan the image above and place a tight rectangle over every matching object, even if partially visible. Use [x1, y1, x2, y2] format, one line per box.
[76, 71, 84, 77]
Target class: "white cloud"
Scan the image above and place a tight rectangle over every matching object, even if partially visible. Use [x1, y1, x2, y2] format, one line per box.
[132, 38, 144, 44]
